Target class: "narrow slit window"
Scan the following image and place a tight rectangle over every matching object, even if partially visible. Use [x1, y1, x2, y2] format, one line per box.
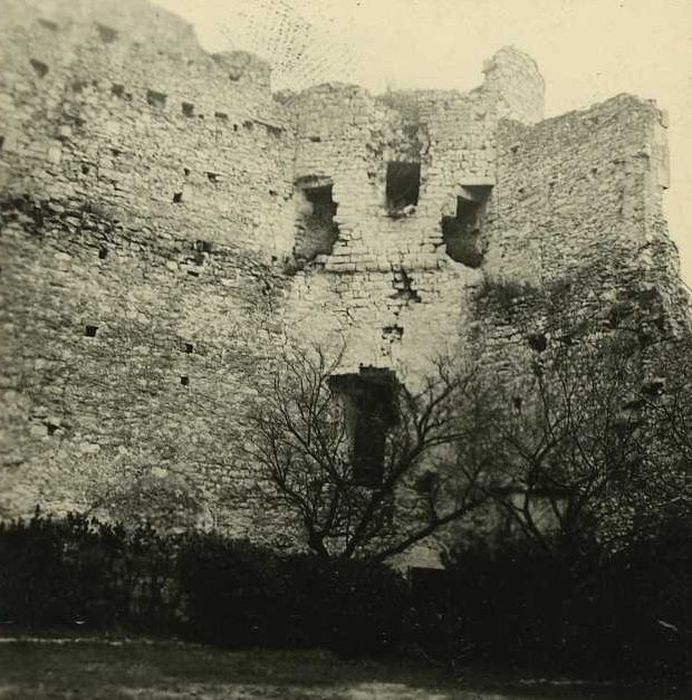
[386, 161, 420, 216]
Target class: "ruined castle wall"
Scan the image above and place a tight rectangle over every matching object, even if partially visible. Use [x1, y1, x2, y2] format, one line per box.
[1, 0, 295, 252]
[0, 0, 296, 538]
[474, 94, 688, 381]
[283, 50, 545, 387]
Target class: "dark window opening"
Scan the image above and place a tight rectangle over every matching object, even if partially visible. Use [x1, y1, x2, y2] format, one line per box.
[184, 342, 194, 354]
[172, 192, 182, 203]
[527, 332, 547, 353]
[182, 101, 194, 117]
[180, 375, 189, 386]
[293, 178, 339, 263]
[96, 23, 118, 43]
[98, 245, 108, 259]
[38, 19, 59, 31]
[45, 421, 59, 436]
[111, 83, 124, 97]
[382, 325, 404, 341]
[29, 59, 49, 78]
[309, 135, 322, 143]
[84, 325, 98, 337]
[386, 161, 420, 217]
[146, 89, 167, 108]
[215, 111, 228, 121]
[206, 172, 220, 184]
[183, 167, 190, 177]
[329, 367, 398, 487]
[440, 186, 492, 267]
[195, 240, 213, 253]
[0, 136, 4, 151]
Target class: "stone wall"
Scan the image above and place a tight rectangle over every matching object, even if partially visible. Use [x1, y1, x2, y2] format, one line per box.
[0, 0, 295, 540]
[0, 0, 687, 559]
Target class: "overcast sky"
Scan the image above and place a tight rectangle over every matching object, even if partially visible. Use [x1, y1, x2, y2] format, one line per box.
[154, 0, 691, 283]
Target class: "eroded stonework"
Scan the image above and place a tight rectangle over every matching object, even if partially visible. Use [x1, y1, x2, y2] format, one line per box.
[0, 0, 688, 556]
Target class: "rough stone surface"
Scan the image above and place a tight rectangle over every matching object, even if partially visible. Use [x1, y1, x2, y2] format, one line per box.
[1, 0, 688, 557]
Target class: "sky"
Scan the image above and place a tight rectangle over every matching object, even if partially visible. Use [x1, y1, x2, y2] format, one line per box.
[154, 0, 692, 283]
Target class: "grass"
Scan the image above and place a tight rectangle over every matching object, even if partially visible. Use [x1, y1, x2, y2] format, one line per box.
[0, 637, 671, 699]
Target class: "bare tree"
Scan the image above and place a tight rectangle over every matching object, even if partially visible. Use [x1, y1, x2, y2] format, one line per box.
[479, 328, 692, 554]
[245, 344, 495, 561]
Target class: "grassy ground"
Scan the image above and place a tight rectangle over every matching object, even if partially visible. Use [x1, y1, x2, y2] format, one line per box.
[0, 637, 672, 699]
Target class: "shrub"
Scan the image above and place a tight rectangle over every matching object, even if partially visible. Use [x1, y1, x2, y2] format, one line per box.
[444, 527, 692, 686]
[0, 509, 175, 632]
[0, 512, 415, 657]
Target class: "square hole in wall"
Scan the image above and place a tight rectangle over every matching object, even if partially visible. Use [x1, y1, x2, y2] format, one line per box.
[182, 101, 194, 117]
[84, 324, 98, 337]
[180, 375, 189, 386]
[386, 161, 420, 216]
[184, 342, 194, 354]
[172, 192, 183, 203]
[146, 89, 167, 108]
[96, 23, 119, 43]
[38, 18, 59, 31]
[29, 59, 49, 78]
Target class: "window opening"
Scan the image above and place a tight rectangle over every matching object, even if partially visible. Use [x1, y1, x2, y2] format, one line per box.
[440, 186, 492, 267]
[386, 161, 420, 217]
[329, 367, 398, 487]
[293, 177, 339, 263]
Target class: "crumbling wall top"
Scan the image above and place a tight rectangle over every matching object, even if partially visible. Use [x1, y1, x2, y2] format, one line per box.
[482, 46, 545, 124]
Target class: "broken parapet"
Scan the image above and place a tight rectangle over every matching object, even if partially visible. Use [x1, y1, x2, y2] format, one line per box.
[482, 46, 545, 124]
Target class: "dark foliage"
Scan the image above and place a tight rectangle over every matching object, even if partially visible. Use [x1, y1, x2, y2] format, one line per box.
[0, 509, 177, 632]
[445, 521, 692, 688]
[177, 536, 411, 655]
[2, 510, 689, 688]
[0, 512, 414, 658]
